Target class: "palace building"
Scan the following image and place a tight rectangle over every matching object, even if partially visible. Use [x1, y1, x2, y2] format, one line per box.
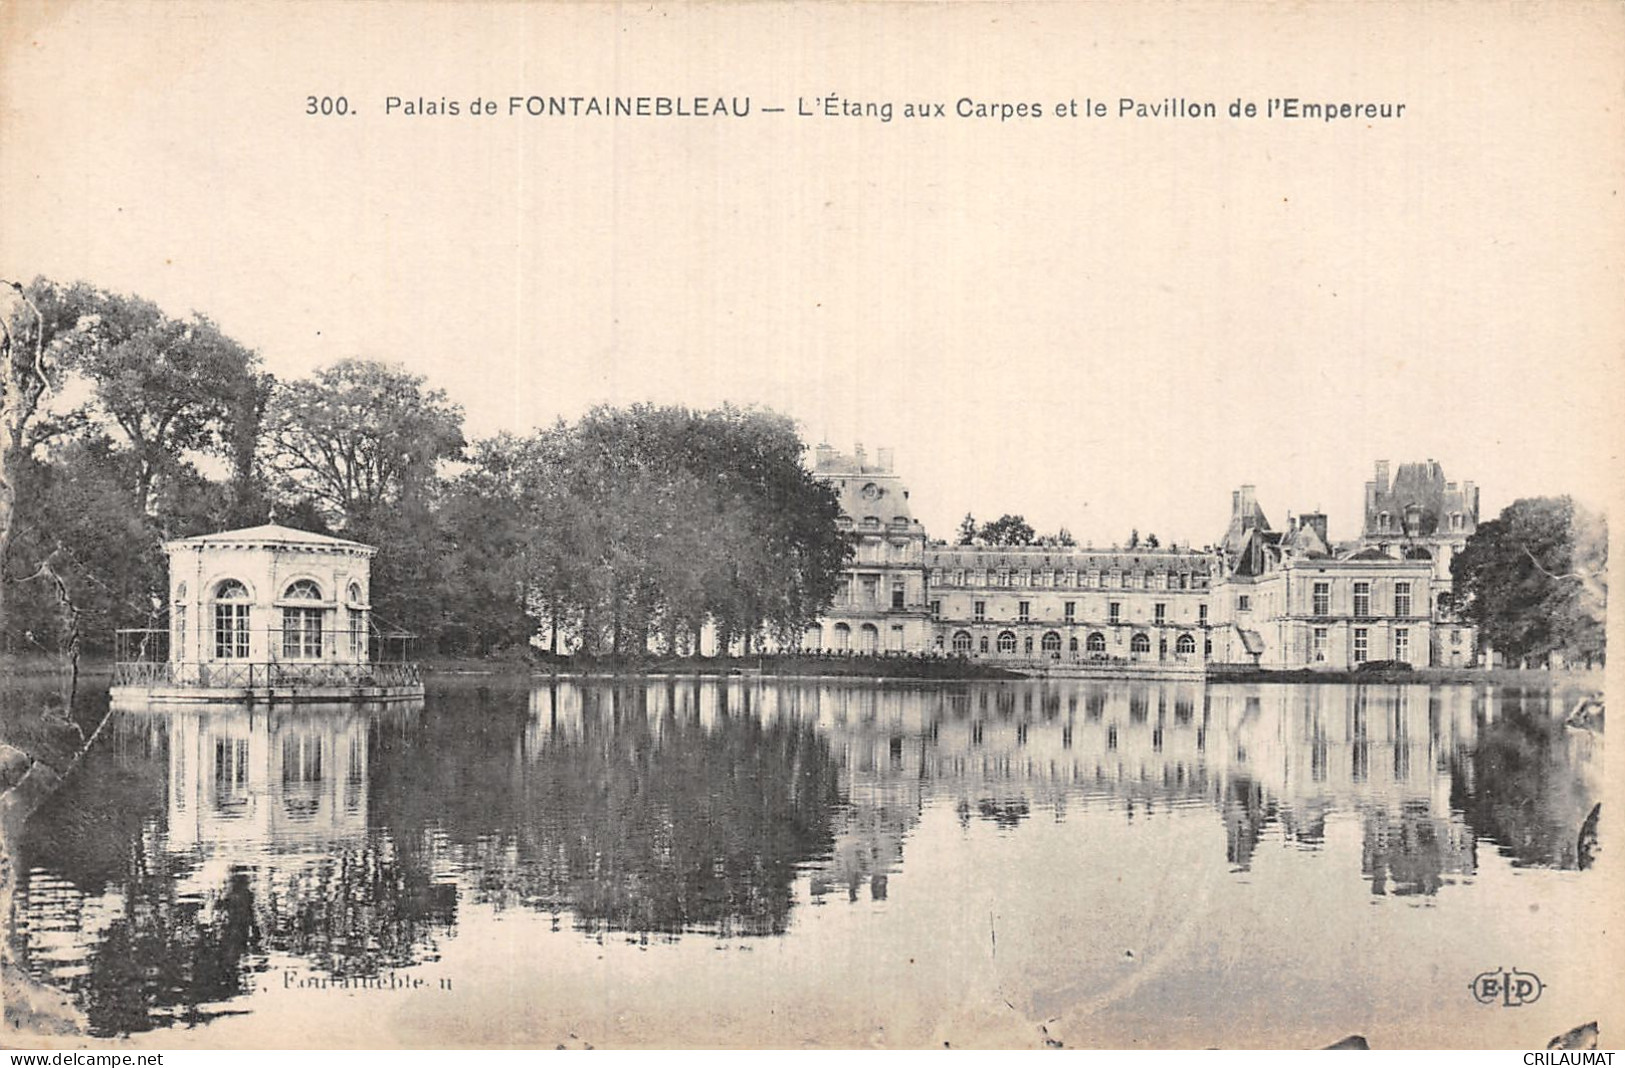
[806, 446, 1479, 673]
[802, 444, 932, 654]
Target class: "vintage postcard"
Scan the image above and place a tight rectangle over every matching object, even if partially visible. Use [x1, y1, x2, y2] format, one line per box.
[1, 0, 1620, 1053]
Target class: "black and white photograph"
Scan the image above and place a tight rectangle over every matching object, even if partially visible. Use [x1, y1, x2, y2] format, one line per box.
[0, 0, 1619, 1053]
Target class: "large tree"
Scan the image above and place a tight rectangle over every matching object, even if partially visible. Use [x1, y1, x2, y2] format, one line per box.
[40, 281, 268, 520]
[3, 279, 258, 653]
[262, 358, 465, 529]
[1451, 496, 1607, 667]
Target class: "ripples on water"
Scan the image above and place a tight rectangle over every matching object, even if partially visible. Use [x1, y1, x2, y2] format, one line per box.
[7, 677, 1604, 1040]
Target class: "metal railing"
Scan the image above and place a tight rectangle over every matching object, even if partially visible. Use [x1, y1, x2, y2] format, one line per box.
[113, 625, 421, 690]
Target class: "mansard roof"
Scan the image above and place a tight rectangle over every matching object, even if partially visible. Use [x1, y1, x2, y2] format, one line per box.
[926, 545, 1215, 571]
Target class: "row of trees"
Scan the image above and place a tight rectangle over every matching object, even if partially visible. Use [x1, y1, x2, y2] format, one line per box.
[1, 278, 850, 659]
[953, 513, 1167, 550]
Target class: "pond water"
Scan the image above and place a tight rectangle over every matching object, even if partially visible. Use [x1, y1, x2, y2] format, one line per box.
[5, 676, 1610, 1048]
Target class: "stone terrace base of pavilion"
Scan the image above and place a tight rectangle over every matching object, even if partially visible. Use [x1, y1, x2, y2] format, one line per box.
[110, 682, 425, 709]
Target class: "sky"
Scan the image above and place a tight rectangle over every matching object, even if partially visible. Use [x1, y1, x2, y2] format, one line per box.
[2, 1, 1621, 549]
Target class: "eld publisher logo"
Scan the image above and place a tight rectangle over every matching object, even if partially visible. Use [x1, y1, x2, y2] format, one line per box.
[1471, 967, 1544, 1007]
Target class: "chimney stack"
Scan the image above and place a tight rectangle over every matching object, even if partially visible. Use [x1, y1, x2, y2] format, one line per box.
[854, 442, 867, 470]
[1375, 460, 1391, 495]
[814, 443, 835, 471]
[876, 447, 894, 472]
[1301, 511, 1329, 546]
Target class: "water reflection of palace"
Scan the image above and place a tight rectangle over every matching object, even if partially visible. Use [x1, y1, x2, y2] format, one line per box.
[518, 678, 1591, 902]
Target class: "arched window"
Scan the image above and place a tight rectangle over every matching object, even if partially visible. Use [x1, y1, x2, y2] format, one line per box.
[1023, 635, 1034, 654]
[832, 623, 851, 651]
[175, 582, 188, 602]
[997, 630, 1017, 654]
[952, 630, 973, 654]
[1176, 633, 1197, 655]
[347, 581, 364, 604]
[1068, 636, 1079, 654]
[804, 626, 823, 651]
[1086, 632, 1106, 653]
[859, 623, 880, 654]
[1130, 632, 1151, 654]
[213, 580, 251, 659]
[284, 579, 323, 600]
[1041, 631, 1062, 654]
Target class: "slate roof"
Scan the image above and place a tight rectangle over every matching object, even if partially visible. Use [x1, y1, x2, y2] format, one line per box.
[168, 523, 374, 552]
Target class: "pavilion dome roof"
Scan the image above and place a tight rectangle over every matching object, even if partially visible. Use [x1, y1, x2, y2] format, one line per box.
[167, 523, 375, 553]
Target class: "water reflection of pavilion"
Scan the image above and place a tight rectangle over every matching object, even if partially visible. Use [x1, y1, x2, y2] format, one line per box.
[168, 706, 371, 854]
[15, 704, 447, 1037]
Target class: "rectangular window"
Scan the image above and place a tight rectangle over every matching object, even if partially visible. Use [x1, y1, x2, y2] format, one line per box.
[1088, 570, 1101, 588]
[953, 569, 965, 585]
[861, 576, 879, 603]
[1353, 627, 1369, 663]
[1198, 603, 1208, 624]
[1395, 582, 1411, 617]
[1064, 601, 1076, 621]
[1109, 602, 1122, 624]
[348, 608, 365, 659]
[1394, 628, 1410, 663]
[1154, 603, 1167, 624]
[974, 600, 986, 621]
[930, 599, 942, 617]
[1237, 594, 1251, 612]
[173, 605, 186, 662]
[1353, 582, 1371, 617]
[1018, 601, 1031, 621]
[1143, 572, 1155, 590]
[891, 583, 905, 609]
[1313, 581, 1330, 617]
[283, 608, 324, 660]
[215, 603, 250, 660]
[1313, 627, 1328, 662]
[1120, 571, 1132, 589]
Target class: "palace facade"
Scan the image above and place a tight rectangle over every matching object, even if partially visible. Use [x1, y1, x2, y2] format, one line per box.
[805, 446, 1480, 673]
